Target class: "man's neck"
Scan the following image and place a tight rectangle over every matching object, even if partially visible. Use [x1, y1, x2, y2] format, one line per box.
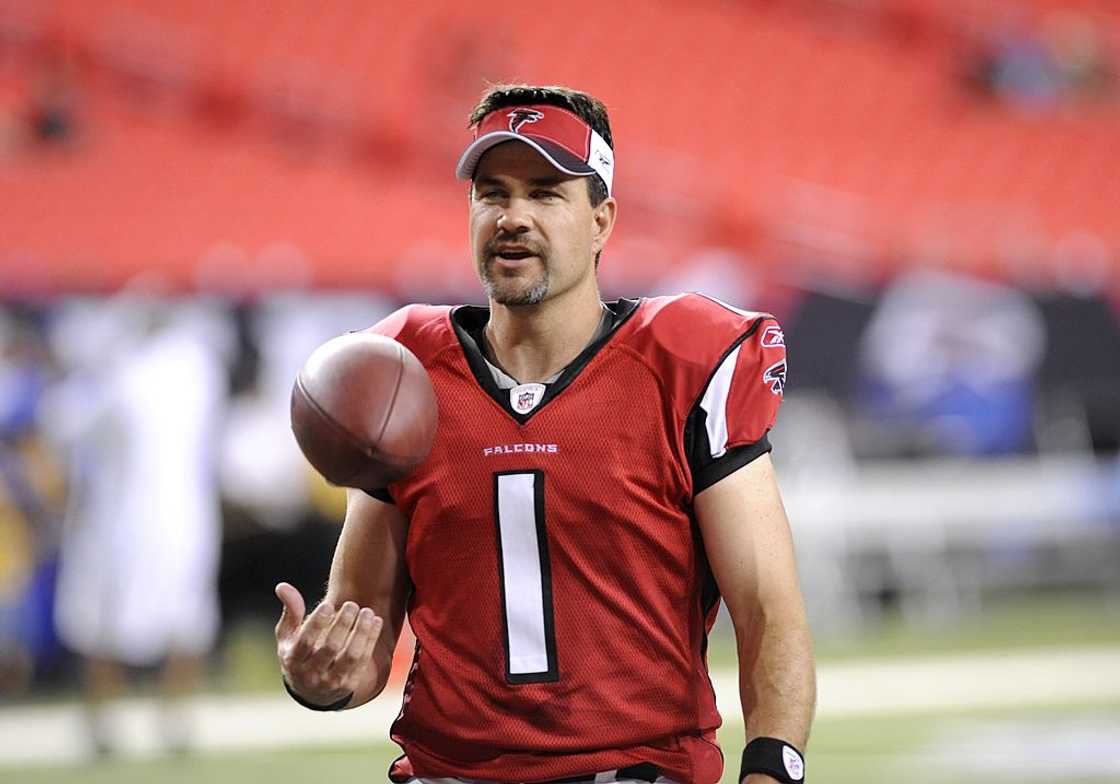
[484, 284, 605, 384]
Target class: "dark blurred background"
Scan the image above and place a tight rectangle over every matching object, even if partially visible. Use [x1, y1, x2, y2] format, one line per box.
[0, 1, 1118, 782]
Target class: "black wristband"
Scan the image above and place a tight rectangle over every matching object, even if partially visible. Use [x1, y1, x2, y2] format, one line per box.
[282, 678, 354, 712]
[739, 737, 805, 784]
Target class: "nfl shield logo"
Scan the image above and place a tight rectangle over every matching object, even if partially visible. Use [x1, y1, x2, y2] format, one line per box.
[510, 383, 546, 414]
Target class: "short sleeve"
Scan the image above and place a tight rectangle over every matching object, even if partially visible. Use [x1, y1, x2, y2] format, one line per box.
[685, 319, 786, 493]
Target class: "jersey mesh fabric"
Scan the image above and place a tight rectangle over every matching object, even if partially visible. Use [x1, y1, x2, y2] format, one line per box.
[370, 296, 784, 784]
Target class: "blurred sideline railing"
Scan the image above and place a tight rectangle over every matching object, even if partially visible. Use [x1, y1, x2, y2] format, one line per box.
[781, 449, 1119, 632]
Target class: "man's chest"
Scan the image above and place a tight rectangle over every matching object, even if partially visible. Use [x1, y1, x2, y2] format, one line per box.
[395, 363, 705, 669]
[417, 358, 684, 497]
[392, 360, 693, 565]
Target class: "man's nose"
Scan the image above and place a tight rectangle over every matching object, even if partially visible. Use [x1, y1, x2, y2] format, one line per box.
[496, 200, 532, 234]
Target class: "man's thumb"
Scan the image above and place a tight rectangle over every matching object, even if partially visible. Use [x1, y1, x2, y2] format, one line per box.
[275, 582, 306, 637]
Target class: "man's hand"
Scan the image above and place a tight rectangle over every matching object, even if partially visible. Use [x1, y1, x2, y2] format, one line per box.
[274, 581, 384, 708]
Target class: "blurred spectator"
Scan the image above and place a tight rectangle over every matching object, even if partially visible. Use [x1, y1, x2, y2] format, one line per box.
[961, 11, 1115, 109]
[219, 293, 392, 529]
[28, 50, 81, 148]
[216, 293, 392, 627]
[853, 268, 1046, 458]
[48, 298, 230, 755]
[0, 308, 66, 695]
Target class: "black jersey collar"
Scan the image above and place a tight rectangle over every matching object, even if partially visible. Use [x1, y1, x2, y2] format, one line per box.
[451, 298, 640, 425]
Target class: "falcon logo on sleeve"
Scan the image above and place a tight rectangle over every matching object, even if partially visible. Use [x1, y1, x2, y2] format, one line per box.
[763, 359, 786, 396]
[507, 108, 545, 133]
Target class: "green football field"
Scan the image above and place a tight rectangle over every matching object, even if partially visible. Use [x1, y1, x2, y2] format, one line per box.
[10, 704, 1120, 784]
[7, 593, 1120, 783]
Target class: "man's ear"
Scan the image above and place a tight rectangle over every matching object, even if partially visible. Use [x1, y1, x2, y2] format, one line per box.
[592, 197, 618, 254]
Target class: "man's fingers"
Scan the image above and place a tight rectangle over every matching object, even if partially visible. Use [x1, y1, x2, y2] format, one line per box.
[307, 601, 359, 668]
[274, 582, 306, 640]
[330, 607, 384, 675]
[289, 600, 338, 662]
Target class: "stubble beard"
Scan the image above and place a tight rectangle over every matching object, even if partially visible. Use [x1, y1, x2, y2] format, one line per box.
[480, 258, 550, 307]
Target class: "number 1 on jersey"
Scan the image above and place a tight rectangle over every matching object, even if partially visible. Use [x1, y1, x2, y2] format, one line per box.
[493, 471, 559, 683]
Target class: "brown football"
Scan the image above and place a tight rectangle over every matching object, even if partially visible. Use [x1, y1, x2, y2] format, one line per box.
[290, 332, 438, 491]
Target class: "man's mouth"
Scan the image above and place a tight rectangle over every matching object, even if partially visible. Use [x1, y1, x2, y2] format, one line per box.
[492, 247, 537, 261]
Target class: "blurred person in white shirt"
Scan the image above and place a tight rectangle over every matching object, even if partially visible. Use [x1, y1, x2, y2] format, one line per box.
[48, 296, 230, 756]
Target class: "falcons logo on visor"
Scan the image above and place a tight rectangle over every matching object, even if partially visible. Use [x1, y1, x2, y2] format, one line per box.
[507, 108, 544, 133]
[763, 359, 786, 396]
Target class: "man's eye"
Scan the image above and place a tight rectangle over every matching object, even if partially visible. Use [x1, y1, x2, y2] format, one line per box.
[533, 190, 559, 199]
[479, 191, 504, 200]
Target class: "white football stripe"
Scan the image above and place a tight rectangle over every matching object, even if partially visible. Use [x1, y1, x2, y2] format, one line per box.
[700, 345, 741, 458]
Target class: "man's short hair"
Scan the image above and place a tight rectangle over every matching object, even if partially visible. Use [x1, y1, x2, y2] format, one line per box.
[467, 84, 613, 207]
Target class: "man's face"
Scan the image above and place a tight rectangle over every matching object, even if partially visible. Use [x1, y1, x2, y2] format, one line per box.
[470, 141, 607, 307]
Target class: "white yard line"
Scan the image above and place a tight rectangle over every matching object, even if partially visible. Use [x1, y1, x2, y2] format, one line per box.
[714, 645, 1120, 717]
[2, 645, 1118, 768]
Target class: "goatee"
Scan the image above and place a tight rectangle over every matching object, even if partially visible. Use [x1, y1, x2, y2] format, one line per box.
[482, 270, 550, 306]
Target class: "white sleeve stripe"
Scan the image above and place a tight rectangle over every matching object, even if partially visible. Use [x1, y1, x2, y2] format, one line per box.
[699, 345, 741, 459]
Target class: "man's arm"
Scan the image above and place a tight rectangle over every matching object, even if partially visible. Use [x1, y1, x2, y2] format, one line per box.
[694, 453, 816, 782]
[275, 489, 411, 709]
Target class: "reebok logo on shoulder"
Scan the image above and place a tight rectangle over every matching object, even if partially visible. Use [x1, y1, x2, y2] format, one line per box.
[761, 325, 785, 348]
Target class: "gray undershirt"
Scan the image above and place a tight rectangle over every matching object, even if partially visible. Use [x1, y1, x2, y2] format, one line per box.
[480, 305, 613, 390]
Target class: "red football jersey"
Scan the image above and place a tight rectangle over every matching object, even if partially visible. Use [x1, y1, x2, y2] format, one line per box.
[368, 294, 786, 784]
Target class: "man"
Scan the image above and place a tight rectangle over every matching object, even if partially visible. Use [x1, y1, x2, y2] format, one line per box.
[53, 298, 228, 754]
[275, 84, 815, 784]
